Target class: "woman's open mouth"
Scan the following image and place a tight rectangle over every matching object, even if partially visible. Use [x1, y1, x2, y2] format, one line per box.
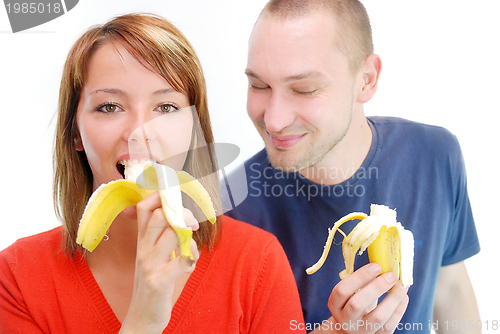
[117, 162, 126, 179]
[116, 159, 161, 180]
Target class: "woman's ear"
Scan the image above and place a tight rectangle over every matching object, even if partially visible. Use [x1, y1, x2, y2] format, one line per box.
[74, 132, 84, 151]
[357, 54, 382, 104]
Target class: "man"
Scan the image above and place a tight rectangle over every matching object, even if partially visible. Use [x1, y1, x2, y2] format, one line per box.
[225, 0, 481, 333]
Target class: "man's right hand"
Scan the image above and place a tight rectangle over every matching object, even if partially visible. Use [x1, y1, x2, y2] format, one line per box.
[312, 263, 409, 333]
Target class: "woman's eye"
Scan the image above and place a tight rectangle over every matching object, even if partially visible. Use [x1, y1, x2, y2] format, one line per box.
[96, 103, 121, 113]
[156, 104, 179, 113]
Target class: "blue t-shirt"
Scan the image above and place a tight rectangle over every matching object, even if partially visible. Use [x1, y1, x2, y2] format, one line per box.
[225, 117, 480, 333]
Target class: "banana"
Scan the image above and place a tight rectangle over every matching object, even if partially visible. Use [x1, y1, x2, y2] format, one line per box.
[76, 160, 216, 264]
[175, 171, 216, 225]
[76, 180, 152, 251]
[305, 204, 414, 287]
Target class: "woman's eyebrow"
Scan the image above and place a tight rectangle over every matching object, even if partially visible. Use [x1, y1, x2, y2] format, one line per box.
[90, 88, 126, 96]
[89, 88, 178, 96]
[153, 88, 177, 95]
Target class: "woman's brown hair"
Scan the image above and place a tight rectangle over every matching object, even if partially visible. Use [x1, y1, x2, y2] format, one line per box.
[53, 13, 222, 257]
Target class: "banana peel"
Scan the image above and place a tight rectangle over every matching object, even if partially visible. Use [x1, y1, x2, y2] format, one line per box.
[76, 161, 216, 264]
[306, 204, 414, 287]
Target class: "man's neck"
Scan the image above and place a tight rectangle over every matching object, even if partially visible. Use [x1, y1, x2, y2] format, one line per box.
[299, 111, 373, 186]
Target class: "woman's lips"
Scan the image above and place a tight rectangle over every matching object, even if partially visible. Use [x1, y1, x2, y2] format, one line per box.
[267, 132, 306, 149]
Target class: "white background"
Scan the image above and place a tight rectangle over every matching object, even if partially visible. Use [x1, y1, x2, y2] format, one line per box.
[1, 0, 498, 327]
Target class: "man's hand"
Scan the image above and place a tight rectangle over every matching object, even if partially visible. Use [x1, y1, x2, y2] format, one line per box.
[311, 263, 409, 333]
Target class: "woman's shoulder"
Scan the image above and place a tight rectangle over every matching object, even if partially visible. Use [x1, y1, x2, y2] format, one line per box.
[0, 226, 64, 267]
[215, 215, 287, 266]
[219, 215, 278, 247]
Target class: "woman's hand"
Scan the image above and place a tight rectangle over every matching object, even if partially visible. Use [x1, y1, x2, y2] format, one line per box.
[119, 192, 199, 334]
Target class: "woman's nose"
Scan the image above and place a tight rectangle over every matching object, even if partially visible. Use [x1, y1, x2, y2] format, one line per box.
[125, 109, 158, 152]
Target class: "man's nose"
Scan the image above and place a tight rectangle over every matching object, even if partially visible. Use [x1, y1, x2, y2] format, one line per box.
[263, 91, 296, 133]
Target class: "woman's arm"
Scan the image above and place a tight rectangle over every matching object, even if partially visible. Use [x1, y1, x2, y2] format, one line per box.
[245, 237, 307, 333]
[0, 251, 46, 333]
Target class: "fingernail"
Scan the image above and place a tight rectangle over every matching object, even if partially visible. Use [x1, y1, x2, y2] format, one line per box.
[384, 272, 397, 283]
[394, 282, 406, 290]
[368, 263, 381, 274]
[401, 294, 409, 304]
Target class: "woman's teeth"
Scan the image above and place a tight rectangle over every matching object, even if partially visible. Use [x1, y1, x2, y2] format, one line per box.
[118, 159, 160, 167]
[117, 159, 161, 180]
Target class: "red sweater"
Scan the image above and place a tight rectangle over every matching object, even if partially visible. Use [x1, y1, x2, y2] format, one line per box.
[0, 216, 305, 333]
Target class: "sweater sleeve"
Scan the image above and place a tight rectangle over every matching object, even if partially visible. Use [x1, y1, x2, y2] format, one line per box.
[0, 247, 45, 334]
[247, 237, 306, 333]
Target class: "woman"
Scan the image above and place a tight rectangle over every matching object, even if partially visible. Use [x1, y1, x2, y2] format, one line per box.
[0, 14, 305, 333]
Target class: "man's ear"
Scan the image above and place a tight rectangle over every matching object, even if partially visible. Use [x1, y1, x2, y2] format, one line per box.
[357, 54, 382, 104]
[74, 132, 84, 151]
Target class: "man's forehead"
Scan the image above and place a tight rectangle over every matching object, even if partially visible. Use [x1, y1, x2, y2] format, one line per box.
[248, 11, 338, 57]
[253, 9, 337, 34]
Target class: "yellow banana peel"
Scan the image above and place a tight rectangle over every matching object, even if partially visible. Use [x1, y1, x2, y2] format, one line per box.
[306, 204, 414, 287]
[76, 161, 216, 264]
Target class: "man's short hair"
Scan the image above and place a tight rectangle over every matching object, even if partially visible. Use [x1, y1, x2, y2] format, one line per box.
[261, 0, 374, 74]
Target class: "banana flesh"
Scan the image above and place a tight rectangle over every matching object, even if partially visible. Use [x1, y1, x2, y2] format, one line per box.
[305, 204, 414, 287]
[76, 161, 216, 263]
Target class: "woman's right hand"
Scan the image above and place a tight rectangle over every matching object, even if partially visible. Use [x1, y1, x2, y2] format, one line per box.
[119, 192, 200, 334]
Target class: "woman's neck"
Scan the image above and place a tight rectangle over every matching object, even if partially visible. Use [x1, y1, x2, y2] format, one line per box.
[85, 208, 139, 267]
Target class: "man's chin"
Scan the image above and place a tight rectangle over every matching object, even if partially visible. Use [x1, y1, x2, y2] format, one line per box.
[265, 147, 308, 173]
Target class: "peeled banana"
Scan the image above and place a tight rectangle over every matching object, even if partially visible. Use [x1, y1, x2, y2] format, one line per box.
[76, 160, 216, 264]
[306, 204, 414, 287]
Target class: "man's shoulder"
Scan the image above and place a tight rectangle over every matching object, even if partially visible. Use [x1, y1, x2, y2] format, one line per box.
[223, 149, 282, 225]
[368, 116, 461, 152]
[224, 148, 269, 187]
[369, 116, 456, 136]
[243, 148, 269, 171]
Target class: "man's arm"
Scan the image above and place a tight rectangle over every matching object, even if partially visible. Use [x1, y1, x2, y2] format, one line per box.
[433, 261, 481, 334]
